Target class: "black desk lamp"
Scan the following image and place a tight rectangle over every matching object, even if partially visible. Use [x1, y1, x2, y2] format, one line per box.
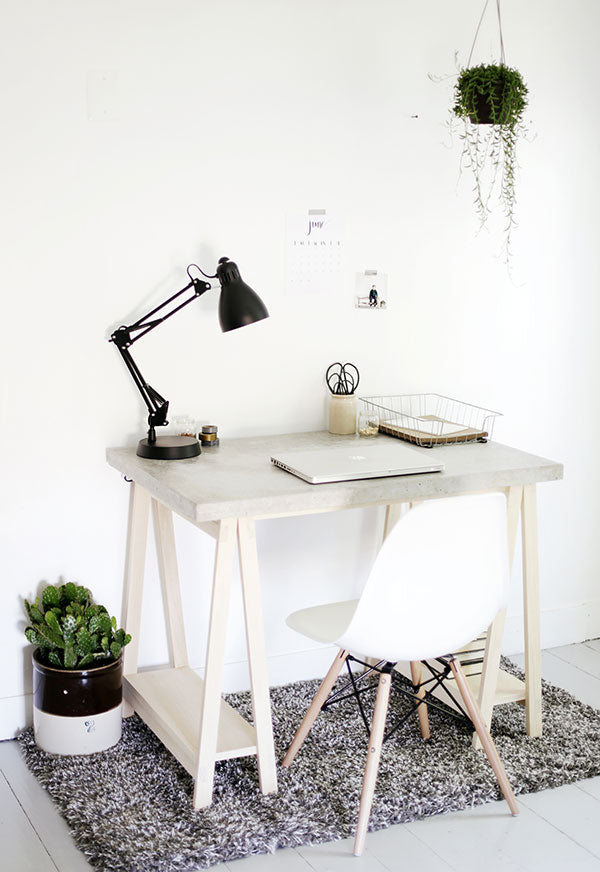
[110, 257, 269, 460]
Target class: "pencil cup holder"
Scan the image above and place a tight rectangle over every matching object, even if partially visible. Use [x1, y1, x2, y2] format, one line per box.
[328, 394, 357, 435]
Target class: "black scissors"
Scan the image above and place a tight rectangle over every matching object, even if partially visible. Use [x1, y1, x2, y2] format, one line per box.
[326, 362, 360, 395]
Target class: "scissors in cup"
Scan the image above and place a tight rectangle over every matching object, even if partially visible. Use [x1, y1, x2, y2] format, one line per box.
[326, 362, 360, 395]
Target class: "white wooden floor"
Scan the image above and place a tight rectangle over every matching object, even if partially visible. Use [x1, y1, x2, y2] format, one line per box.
[3, 641, 600, 872]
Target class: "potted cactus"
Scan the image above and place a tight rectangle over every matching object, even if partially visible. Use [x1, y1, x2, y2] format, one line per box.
[23, 581, 131, 755]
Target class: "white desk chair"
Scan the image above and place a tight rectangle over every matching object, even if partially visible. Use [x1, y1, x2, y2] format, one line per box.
[281, 493, 518, 856]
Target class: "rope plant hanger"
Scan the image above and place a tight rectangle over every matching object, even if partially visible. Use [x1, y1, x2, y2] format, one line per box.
[452, 0, 528, 261]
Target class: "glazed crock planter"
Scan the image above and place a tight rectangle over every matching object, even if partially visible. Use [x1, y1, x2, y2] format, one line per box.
[32, 648, 123, 755]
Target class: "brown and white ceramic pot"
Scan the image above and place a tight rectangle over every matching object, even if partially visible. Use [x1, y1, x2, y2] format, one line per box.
[32, 649, 123, 755]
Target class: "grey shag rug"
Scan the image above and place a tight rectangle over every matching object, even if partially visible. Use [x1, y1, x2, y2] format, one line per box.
[18, 659, 600, 871]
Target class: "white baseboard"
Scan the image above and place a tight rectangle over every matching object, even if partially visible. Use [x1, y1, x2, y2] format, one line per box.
[503, 600, 600, 655]
[0, 648, 339, 740]
[193, 645, 341, 694]
[2, 602, 599, 740]
[0, 693, 32, 741]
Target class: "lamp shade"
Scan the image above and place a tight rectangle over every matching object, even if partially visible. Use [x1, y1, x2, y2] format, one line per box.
[216, 257, 269, 332]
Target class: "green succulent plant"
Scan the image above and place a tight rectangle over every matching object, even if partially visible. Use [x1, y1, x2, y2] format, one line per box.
[24, 582, 131, 669]
[453, 63, 527, 126]
[452, 63, 528, 258]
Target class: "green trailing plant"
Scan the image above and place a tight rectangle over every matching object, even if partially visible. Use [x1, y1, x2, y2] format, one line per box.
[24, 581, 131, 669]
[452, 62, 528, 258]
[440, 0, 530, 261]
[453, 63, 527, 126]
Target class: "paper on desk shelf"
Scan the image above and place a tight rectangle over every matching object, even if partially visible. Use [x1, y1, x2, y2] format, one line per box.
[380, 417, 485, 440]
[416, 416, 466, 435]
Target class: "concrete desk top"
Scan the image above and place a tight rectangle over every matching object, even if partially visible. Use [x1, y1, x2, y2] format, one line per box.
[107, 432, 563, 525]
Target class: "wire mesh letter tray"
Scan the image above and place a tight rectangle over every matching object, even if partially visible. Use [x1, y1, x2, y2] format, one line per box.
[359, 394, 502, 447]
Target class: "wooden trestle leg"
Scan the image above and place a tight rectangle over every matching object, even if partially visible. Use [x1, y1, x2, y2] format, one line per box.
[121, 483, 151, 717]
[237, 517, 278, 796]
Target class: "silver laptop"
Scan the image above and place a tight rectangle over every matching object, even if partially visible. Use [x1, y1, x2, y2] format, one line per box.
[270, 441, 444, 484]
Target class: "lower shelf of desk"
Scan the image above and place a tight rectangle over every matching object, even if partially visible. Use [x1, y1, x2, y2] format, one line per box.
[394, 662, 525, 714]
[124, 667, 257, 776]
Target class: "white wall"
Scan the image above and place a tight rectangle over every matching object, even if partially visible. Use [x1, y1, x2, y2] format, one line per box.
[2, 0, 599, 737]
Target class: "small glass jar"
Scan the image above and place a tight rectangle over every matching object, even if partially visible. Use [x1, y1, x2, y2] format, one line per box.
[172, 415, 197, 438]
[358, 409, 379, 437]
[328, 394, 357, 435]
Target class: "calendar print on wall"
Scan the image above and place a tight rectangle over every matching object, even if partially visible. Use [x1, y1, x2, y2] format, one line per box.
[285, 208, 345, 296]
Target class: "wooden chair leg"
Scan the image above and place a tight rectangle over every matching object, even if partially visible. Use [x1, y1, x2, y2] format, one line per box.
[473, 609, 506, 750]
[449, 658, 519, 816]
[353, 670, 392, 856]
[282, 649, 349, 767]
[409, 661, 430, 740]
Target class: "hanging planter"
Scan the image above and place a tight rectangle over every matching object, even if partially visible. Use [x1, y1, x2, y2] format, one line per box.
[451, 0, 528, 258]
[453, 63, 527, 126]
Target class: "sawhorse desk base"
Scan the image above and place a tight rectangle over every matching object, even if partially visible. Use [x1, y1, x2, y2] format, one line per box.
[109, 433, 561, 806]
[121, 486, 276, 809]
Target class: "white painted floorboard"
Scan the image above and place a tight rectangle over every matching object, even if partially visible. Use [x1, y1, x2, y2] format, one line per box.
[0, 739, 93, 871]
[510, 647, 600, 710]
[547, 641, 600, 679]
[404, 798, 600, 872]
[519, 783, 600, 861]
[578, 774, 600, 802]
[2, 643, 600, 872]
[0, 767, 57, 872]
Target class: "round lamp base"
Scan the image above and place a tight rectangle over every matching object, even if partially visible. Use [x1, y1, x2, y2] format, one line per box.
[137, 435, 201, 460]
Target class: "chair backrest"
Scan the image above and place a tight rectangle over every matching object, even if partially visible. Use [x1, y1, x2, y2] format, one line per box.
[335, 493, 510, 663]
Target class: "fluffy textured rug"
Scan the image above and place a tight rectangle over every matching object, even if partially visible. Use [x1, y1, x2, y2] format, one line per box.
[18, 659, 600, 871]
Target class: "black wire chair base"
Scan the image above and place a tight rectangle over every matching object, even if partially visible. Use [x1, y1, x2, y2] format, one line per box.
[320, 654, 473, 742]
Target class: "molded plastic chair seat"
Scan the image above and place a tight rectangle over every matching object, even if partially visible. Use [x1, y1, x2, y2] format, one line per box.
[286, 599, 358, 645]
[281, 493, 518, 856]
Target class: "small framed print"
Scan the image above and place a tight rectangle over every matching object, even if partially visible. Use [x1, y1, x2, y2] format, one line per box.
[355, 270, 388, 310]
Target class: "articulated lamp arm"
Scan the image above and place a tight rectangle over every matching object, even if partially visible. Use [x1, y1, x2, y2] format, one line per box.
[109, 256, 269, 460]
[110, 275, 211, 444]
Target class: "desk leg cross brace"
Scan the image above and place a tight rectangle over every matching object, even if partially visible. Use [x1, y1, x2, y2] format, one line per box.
[120, 484, 278, 810]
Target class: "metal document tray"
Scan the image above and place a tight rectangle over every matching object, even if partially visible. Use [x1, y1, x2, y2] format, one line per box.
[359, 394, 502, 447]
